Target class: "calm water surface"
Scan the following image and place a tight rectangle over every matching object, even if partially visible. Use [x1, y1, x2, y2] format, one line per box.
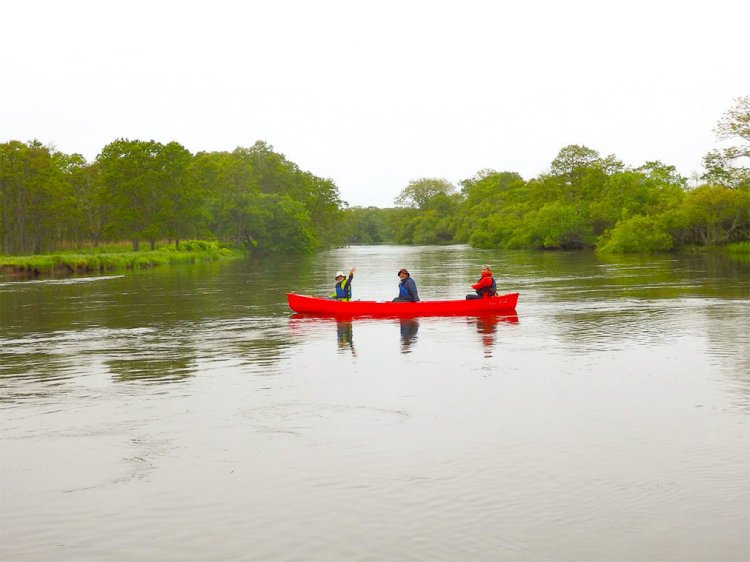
[1, 245, 749, 562]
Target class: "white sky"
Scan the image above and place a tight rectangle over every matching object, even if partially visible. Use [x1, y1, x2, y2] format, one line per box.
[2, 0, 748, 207]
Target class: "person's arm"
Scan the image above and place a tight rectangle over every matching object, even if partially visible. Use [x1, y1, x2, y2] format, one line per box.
[342, 267, 355, 292]
[408, 279, 419, 301]
[344, 267, 356, 290]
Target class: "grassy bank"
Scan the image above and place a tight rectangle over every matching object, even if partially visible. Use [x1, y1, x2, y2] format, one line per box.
[723, 241, 750, 255]
[723, 241, 750, 262]
[0, 241, 243, 278]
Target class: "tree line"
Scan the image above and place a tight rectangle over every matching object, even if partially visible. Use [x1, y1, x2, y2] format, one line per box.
[344, 96, 750, 253]
[0, 139, 344, 255]
[2, 97, 748, 256]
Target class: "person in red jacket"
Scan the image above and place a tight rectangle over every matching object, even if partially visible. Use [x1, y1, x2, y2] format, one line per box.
[466, 264, 497, 299]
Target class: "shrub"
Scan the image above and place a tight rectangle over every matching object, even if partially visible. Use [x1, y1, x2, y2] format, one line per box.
[597, 216, 673, 254]
[178, 239, 219, 251]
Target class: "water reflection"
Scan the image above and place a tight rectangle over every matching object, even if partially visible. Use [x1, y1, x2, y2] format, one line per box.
[289, 313, 520, 356]
[399, 319, 419, 353]
[336, 320, 356, 356]
[472, 314, 519, 357]
[0, 351, 73, 382]
[106, 355, 195, 384]
[4, 247, 750, 562]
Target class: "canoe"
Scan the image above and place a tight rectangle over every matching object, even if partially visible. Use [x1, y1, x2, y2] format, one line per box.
[287, 292, 519, 317]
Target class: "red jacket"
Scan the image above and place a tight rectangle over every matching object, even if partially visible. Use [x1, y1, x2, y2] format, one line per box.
[472, 271, 495, 295]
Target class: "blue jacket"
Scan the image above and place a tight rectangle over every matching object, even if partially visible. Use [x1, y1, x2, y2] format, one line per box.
[398, 277, 419, 302]
[331, 274, 353, 300]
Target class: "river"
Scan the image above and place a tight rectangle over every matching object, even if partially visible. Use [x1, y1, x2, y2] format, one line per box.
[1, 245, 749, 562]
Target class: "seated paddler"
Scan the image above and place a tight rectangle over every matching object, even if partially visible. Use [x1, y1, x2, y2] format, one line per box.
[466, 264, 497, 300]
[393, 268, 419, 302]
[330, 267, 355, 301]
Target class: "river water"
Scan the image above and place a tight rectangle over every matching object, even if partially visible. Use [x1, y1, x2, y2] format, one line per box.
[1, 245, 749, 562]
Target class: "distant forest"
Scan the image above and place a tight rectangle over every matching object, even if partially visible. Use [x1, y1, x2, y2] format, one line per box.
[1, 97, 748, 256]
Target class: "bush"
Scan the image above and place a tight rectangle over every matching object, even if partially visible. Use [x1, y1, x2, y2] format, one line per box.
[518, 203, 593, 249]
[597, 215, 673, 254]
[177, 239, 219, 251]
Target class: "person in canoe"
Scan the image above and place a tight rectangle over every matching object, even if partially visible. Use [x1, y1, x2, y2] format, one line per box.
[393, 268, 420, 302]
[330, 267, 355, 301]
[466, 264, 497, 300]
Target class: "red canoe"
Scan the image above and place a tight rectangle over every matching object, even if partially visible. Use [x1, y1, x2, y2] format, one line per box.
[287, 292, 519, 317]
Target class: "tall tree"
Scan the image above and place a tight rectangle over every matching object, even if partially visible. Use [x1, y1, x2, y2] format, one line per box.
[191, 149, 260, 246]
[57, 152, 99, 247]
[672, 185, 750, 245]
[0, 141, 27, 253]
[0, 140, 73, 254]
[394, 178, 457, 210]
[156, 142, 202, 248]
[96, 139, 165, 250]
[549, 144, 601, 177]
[702, 96, 750, 188]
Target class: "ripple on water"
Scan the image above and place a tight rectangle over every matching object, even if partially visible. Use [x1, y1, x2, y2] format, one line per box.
[2, 247, 749, 562]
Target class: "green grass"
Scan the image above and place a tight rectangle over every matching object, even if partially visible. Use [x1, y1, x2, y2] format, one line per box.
[723, 241, 750, 255]
[0, 241, 243, 277]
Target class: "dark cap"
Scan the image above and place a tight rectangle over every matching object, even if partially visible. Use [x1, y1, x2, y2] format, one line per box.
[397, 268, 409, 276]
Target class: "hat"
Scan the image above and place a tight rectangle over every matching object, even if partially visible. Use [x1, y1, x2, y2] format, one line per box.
[335, 271, 345, 278]
[482, 264, 492, 271]
[397, 268, 409, 276]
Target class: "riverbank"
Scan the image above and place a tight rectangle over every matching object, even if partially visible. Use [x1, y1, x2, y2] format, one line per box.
[0, 241, 243, 279]
[724, 241, 750, 257]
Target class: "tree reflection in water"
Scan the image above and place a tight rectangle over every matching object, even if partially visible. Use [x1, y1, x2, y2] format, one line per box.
[107, 356, 195, 383]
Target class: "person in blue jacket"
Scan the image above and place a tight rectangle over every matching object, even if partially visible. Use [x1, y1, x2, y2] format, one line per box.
[393, 268, 419, 302]
[330, 267, 355, 301]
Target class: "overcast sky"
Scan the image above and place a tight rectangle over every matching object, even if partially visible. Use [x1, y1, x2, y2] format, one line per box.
[2, 0, 748, 207]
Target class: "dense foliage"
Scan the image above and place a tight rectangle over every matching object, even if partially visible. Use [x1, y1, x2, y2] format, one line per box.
[2, 97, 748, 257]
[0, 140, 343, 255]
[343, 97, 750, 253]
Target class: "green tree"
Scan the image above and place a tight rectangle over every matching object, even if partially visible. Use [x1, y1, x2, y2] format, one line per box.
[190, 149, 259, 242]
[513, 202, 593, 249]
[702, 96, 750, 188]
[545, 145, 623, 204]
[343, 206, 394, 244]
[635, 161, 687, 187]
[549, 144, 601, 177]
[455, 171, 526, 242]
[260, 194, 316, 254]
[61, 154, 101, 247]
[394, 178, 457, 210]
[235, 141, 343, 237]
[391, 178, 461, 244]
[96, 139, 166, 250]
[295, 171, 344, 247]
[215, 191, 315, 253]
[671, 185, 750, 245]
[459, 170, 524, 207]
[156, 142, 204, 248]
[588, 164, 685, 235]
[597, 215, 673, 254]
[240, 141, 297, 195]
[0, 140, 74, 254]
